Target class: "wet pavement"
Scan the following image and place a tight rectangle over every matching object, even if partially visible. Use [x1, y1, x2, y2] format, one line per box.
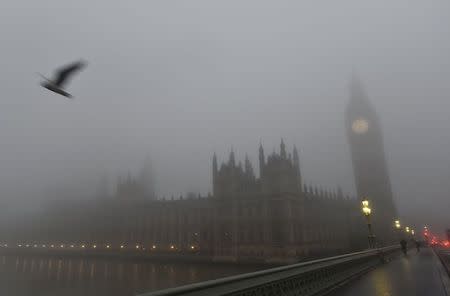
[331, 247, 449, 296]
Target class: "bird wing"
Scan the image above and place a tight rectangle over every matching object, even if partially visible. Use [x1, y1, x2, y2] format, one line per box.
[54, 60, 86, 88]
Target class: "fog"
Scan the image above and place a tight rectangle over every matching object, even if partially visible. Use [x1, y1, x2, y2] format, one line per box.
[0, 1, 449, 232]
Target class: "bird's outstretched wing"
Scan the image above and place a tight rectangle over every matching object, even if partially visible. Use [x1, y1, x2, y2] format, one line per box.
[54, 60, 86, 88]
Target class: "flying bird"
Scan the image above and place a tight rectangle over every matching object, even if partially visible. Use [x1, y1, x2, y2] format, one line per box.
[39, 60, 87, 98]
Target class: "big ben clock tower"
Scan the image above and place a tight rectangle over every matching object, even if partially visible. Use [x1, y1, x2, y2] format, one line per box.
[346, 77, 397, 244]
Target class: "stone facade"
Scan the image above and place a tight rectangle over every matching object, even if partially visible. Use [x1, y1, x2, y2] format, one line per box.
[346, 77, 398, 244]
[11, 141, 362, 264]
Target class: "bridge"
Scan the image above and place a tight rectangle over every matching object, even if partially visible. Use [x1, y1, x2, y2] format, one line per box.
[140, 246, 450, 296]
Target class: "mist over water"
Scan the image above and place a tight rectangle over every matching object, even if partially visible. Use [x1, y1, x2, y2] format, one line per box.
[0, 0, 449, 234]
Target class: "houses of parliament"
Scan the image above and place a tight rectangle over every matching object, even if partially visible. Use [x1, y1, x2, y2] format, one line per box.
[8, 79, 398, 263]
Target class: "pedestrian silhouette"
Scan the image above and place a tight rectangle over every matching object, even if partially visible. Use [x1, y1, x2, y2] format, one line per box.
[400, 239, 407, 256]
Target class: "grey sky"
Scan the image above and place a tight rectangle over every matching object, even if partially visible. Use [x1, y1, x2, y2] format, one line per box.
[1, 0, 449, 232]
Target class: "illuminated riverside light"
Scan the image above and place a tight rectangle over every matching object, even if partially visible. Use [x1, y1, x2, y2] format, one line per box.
[50, 245, 54, 248]
[120, 245, 124, 249]
[106, 245, 110, 249]
[405, 227, 410, 233]
[170, 245, 175, 250]
[411, 230, 415, 235]
[34, 244, 38, 248]
[26, 244, 30, 247]
[190, 245, 195, 250]
[152, 245, 156, 249]
[93, 245, 97, 249]
[42, 245, 46, 248]
[60, 244, 64, 248]
[81, 245, 85, 248]
[135, 245, 140, 249]
[4, 244, 7, 247]
[361, 200, 371, 215]
[18, 244, 22, 247]
[394, 220, 401, 229]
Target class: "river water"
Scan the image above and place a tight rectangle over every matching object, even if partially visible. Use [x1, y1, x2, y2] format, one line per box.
[0, 255, 265, 296]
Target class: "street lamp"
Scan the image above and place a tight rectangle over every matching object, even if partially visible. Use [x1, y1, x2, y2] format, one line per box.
[361, 198, 375, 248]
[394, 219, 402, 240]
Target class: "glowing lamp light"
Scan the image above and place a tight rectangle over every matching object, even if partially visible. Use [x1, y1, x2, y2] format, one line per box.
[42, 245, 46, 248]
[170, 245, 175, 250]
[120, 245, 124, 249]
[135, 245, 140, 249]
[411, 230, 415, 235]
[70, 245, 74, 248]
[93, 245, 97, 249]
[50, 245, 54, 248]
[26, 244, 30, 248]
[60, 244, 64, 248]
[395, 220, 401, 229]
[152, 245, 156, 249]
[18, 244, 22, 247]
[190, 245, 195, 250]
[81, 245, 85, 248]
[361, 199, 371, 216]
[405, 227, 410, 233]
[106, 245, 110, 249]
[34, 244, 38, 248]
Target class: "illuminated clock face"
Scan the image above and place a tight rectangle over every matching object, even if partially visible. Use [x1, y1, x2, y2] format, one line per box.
[352, 118, 369, 134]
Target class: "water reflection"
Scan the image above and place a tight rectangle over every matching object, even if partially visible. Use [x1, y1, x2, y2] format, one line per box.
[0, 255, 264, 296]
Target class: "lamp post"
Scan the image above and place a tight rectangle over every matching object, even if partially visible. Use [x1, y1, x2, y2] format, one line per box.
[395, 220, 401, 240]
[362, 199, 375, 248]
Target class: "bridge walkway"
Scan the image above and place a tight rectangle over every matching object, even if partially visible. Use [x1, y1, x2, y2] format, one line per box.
[330, 247, 449, 296]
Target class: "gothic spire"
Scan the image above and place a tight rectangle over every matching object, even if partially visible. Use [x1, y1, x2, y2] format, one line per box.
[280, 138, 287, 159]
[212, 152, 218, 176]
[229, 148, 235, 167]
[259, 142, 265, 177]
[244, 154, 254, 178]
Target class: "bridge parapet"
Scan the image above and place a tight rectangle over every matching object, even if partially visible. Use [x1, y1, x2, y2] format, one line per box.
[140, 246, 400, 296]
